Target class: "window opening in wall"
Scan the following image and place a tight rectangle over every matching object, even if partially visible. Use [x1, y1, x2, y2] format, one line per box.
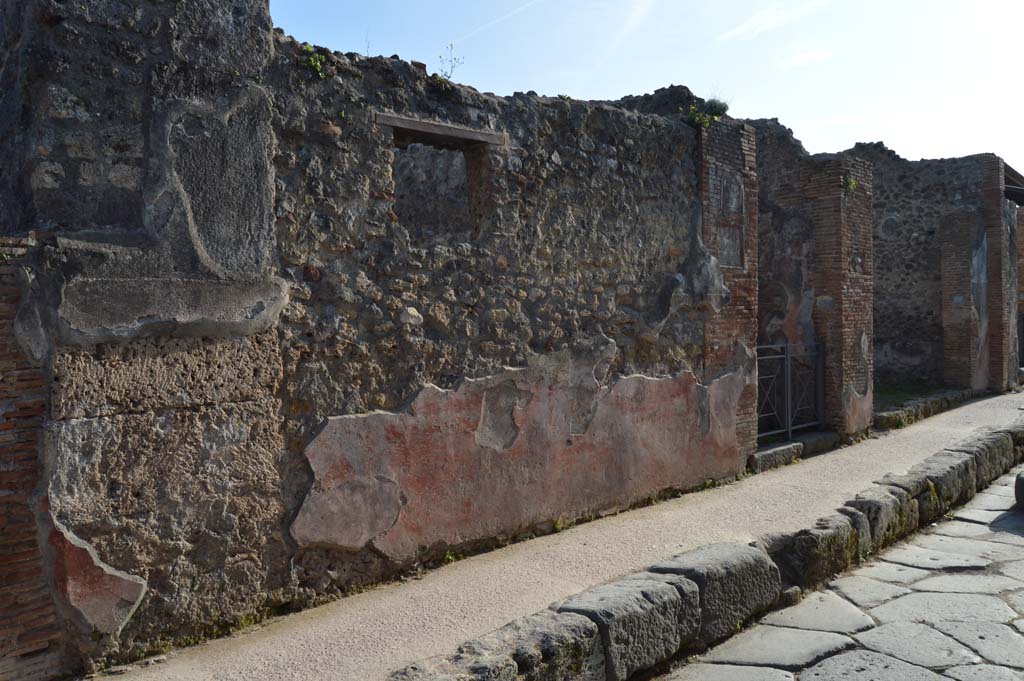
[392, 143, 472, 238]
[377, 112, 506, 240]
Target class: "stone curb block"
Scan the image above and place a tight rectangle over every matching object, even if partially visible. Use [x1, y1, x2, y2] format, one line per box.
[747, 441, 803, 474]
[390, 419, 1024, 681]
[390, 609, 606, 681]
[553, 574, 699, 681]
[648, 544, 781, 646]
[873, 388, 986, 431]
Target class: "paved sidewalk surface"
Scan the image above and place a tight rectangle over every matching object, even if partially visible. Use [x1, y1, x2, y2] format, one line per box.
[113, 392, 1024, 681]
[662, 466, 1024, 680]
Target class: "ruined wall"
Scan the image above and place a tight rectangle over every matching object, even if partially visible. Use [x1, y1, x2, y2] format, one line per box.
[0, 3, 760, 675]
[0, 239, 65, 681]
[847, 144, 993, 386]
[750, 120, 817, 348]
[268, 33, 754, 583]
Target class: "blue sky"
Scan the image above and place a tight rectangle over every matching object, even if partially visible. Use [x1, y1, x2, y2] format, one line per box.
[271, 1, 1024, 169]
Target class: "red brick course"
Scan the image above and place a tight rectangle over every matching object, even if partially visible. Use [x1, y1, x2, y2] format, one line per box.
[0, 238, 66, 681]
[700, 122, 759, 458]
[803, 158, 874, 435]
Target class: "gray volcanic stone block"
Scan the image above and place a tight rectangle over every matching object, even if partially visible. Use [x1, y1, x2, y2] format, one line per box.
[390, 610, 606, 681]
[945, 664, 1024, 681]
[829, 576, 910, 609]
[703, 625, 854, 669]
[764, 514, 860, 588]
[935, 621, 1024, 668]
[747, 442, 803, 473]
[869, 592, 1016, 625]
[854, 622, 981, 668]
[837, 506, 873, 561]
[665, 664, 794, 680]
[649, 543, 781, 644]
[845, 486, 918, 551]
[949, 432, 1014, 488]
[760, 591, 874, 634]
[801, 650, 945, 680]
[554, 577, 692, 681]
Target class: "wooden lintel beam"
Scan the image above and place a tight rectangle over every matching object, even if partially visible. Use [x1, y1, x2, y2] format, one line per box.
[374, 111, 508, 148]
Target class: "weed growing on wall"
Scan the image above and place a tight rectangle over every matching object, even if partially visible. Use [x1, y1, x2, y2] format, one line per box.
[302, 44, 326, 80]
[438, 43, 464, 80]
[705, 98, 730, 117]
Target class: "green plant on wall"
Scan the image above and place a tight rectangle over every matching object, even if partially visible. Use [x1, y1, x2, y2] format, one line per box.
[303, 44, 326, 80]
[844, 175, 858, 194]
[684, 104, 717, 130]
[704, 98, 729, 117]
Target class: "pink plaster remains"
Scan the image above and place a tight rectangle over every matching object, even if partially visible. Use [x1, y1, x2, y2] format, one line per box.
[291, 343, 753, 563]
[50, 519, 147, 636]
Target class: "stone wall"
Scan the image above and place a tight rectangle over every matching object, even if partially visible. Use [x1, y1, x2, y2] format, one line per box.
[751, 120, 817, 348]
[267, 32, 756, 591]
[846, 144, 995, 387]
[0, 238, 65, 681]
[0, 2, 760, 675]
[751, 120, 874, 436]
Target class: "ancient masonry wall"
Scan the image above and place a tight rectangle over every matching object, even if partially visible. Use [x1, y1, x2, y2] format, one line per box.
[699, 123, 759, 457]
[803, 157, 874, 434]
[0, 239, 65, 681]
[0, 2, 761, 675]
[751, 120, 818, 349]
[751, 120, 874, 436]
[849, 144, 994, 387]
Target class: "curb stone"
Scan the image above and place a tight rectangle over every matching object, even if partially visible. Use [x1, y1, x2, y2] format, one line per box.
[873, 388, 988, 431]
[389, 418, 1024, 681]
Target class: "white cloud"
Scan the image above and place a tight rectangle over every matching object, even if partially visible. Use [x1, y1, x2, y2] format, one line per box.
[779, 48, 835, 70]
[610, 0, 659, 52]
[720, 0, 828, 41]
[454, 0, 547, 43]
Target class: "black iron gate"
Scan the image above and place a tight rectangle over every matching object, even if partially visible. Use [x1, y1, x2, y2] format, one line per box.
[757, 343, 824, 442]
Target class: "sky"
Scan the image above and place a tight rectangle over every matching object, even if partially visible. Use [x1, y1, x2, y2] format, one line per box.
[270, 0, 1024, 169]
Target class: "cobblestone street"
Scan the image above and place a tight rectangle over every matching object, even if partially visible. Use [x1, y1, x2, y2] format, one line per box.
[663, 467, 1024, 680]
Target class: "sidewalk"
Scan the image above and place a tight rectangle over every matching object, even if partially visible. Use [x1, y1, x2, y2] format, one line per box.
[114, 392, 1024, 681]
[660, 465, 1024, 680]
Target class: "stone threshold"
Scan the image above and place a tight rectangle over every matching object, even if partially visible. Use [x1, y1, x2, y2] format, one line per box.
[392, 421, 1024, 681]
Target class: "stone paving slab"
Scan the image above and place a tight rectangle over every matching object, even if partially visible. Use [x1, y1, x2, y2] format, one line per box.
[663, 663, 795, 680]
[702, 626, 854, 669]
[852, 561, 930, 584]
[801, 650, 945, 680]
[655, 466, 1024, 681]
[934, 621, 1024, 667]
[868, 591, 1017, 624]
[828, 576, 910, 608]
[910, 533, 1024, 562]
[945, 665, 1024, 681]
[760, 591, 874, 634]
[853, 622, 981, 668]
[880, 545, 991, 570]
[910, 573, 1024, 593]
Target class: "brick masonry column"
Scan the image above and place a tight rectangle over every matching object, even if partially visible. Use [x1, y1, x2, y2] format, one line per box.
[0, 238, 66, 681]
[983, 156, 1018, 391]
[941, 210, 989, 389]
[700, 122, 759, 459]
[1017, 209, 1024, 373]
[804, 157, 874, 436]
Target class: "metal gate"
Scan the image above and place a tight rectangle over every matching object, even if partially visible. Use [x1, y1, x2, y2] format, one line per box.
[757, 343, 824, 442]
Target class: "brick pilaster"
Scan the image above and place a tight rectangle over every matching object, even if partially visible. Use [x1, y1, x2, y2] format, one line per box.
[700, 122, 759, 458]
[0, 238, 66, 681]
[804, 157, 874, 435]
